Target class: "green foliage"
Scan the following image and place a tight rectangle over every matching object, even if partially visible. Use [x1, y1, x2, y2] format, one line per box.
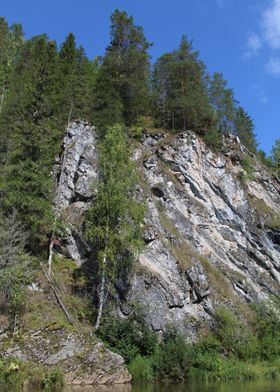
[58, 33, 97, 123]
[153, 35, 213, 132]
[99, 311, 157, 363]
[0, 256, 34, 315]
[208, 73, 258, 153]
[239, 155, 255, 183]
[271, 138, 280, 177]
[0, 12, 266, 259]
[42, 368, 64, 392]
[214, 307, 258, 360]
[0, 358, 64, 392]
[252, 302, 280, 360]
[234, 106, 258, 153]
[258, 149, 274, 169]
[154, 330, 194, 381]
[93, 10, 151, 130]
[0, 210, 34, 315]
[204, 127, 222, 151]
[0, 29, 96, 252]
[106, 304, 280, 383]
[208, 72, 236, 134]
[127, 355, 155, 382]
[85, 124, 145, 326]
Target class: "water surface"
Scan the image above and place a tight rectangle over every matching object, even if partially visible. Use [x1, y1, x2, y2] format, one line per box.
[64, 380, 280, 392]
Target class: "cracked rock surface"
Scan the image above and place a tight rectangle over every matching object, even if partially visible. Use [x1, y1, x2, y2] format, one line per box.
[2, 331, 131, 385]
[55, 123, 280, 340]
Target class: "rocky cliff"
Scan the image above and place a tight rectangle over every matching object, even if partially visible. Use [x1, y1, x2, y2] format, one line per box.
[55, 121, 280, 340]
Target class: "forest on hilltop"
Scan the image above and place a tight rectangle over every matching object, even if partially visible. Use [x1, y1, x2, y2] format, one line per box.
[0, 10, 279, 253]
[1, 10, 280, 387]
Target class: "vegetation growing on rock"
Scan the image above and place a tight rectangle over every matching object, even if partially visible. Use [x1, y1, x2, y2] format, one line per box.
[0, 8, 279, 388]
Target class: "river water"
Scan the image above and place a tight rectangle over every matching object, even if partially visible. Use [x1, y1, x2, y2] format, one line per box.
[62, 380, 280, 392]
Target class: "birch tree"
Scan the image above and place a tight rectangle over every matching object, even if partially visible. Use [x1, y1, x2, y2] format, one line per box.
[272, 139, 280, 177]
[85, 124, 144, 331]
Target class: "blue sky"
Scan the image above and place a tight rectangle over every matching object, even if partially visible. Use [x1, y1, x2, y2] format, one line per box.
[2, 0, 280, 153]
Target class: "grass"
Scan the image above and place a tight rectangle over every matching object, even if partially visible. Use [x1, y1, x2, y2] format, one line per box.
[157, 207, 253, 320]
[17, 254, 94, 342]
[248, 195, 280, 229]
[189, 357, 280, 382]
[238, 155, 256, 184]
[157, 208, 195, 271]
[0, 358, 64, 392]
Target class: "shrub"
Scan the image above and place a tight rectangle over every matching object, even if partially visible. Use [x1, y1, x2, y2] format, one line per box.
[253, 302, 280, 360]
[98, 311, 158, 363]
[204, 128, 222, 151]
[43, 368, 64, 392]
[239, 156, 255, 183]
[128, 355, 155, 382]
[215, 306, 258, 360]
[153, 330, 195, 381]
[0, 358, 64, 392]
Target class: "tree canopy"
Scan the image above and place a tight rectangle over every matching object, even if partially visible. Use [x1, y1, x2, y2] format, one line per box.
[93, 10, 151, 131]
[85, 124, 144, 329]
[153, 35, 213, 132]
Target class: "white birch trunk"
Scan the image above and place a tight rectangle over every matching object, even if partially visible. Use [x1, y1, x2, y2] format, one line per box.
[94, 253, 107, 331]
[0, 85, 5, 114]
[48, 239, 54, 277]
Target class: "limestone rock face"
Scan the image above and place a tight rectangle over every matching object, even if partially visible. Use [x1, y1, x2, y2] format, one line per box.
[55, 121, 98, 209]
[55, 123, 280, 339]
[2, 331, 131, 385]
[53, 121, 98, 265]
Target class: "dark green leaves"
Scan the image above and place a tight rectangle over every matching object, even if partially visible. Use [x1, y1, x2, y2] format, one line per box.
[86, 124, 144, 279]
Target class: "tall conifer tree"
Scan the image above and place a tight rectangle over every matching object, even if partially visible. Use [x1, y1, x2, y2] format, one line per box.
[94, 10, 151, 131]
[153, 36, 213, 132]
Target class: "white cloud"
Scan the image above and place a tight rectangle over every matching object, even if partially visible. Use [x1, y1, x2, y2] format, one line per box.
[244, 0, 280, 56]
[266, 56, 280, 75]
[262, 0, 280, 49]
[244, 33, 262, 59]
[252, 82, 269, 104]
[260, 95, 269, 104]
[216, 0, 223, 7]
[216, 0, 231, 8]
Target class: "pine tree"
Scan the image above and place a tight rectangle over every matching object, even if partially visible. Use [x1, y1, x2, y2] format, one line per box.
[93, 10, 151, 131]
[0, 18, 23, 115]
[208, 72, 236, 134]
[153, 36, 213, 132]
[59, 33, 96, 124]
[85, 124, 144, 330]
[1, 35, 62, 250]
[257, 150, 274, 169]
[0, 18, 23, 163]
[271, 139, 280, 177]
[234, 106, 258, 153]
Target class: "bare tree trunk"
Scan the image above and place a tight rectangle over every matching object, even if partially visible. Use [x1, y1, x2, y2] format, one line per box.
[67, 102, 73, 128]
[94, 253, 107, 331]
[48, 238, 54, 276]
[40, 261, 74, 324]
[0, 85, 6, 114]
[13, 312, 17, 335]
[94, 225, 109, 331]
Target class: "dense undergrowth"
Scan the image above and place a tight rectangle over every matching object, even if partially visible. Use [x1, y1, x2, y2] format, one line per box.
[99, 302, 280, 383]
[0, 358, 64, 392]
[2, 254, 280, 387]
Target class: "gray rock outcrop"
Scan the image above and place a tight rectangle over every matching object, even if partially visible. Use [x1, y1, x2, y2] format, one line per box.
[53, 121, 98, 265]
[2, 331, 131, 385]
[54, 122, 280, 339]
